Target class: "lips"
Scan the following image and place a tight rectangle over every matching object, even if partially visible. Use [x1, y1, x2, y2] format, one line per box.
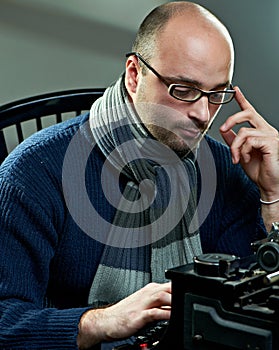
[178, 127, 201, 139]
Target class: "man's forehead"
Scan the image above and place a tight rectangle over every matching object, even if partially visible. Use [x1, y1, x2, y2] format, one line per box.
[154, 21, 233, 83]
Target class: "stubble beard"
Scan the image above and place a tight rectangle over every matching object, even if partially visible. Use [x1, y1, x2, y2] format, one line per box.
[145, 122, 206, 158]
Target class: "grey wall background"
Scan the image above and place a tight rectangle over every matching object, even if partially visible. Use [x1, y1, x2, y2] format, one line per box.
[0, 0, 278, 143]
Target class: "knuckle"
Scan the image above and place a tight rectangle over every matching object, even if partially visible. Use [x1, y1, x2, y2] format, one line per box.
[145, 308, 160, 321]
[144, 282, 159, 291]
[152, 290, 166, 303]
[149, 282, 160, 288]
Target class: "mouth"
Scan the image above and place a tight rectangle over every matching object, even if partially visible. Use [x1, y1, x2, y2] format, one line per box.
[177, 127, 203, 140]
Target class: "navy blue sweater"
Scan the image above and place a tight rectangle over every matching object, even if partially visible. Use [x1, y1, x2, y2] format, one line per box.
[0, 113, 265, 349]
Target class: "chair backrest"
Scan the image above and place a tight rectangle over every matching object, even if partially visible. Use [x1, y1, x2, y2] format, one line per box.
[0, 88, 105, 164]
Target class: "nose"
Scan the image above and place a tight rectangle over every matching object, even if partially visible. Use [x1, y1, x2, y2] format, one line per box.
[188, 96, 211, 127]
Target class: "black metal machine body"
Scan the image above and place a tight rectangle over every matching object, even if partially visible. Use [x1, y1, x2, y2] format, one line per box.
[115, 226, 279, 350]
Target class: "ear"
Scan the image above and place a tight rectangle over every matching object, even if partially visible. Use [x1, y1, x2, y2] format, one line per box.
[125, 55, 141, 100]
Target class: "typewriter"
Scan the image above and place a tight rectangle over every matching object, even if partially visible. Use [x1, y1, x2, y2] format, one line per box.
[114, 223, 279, 350]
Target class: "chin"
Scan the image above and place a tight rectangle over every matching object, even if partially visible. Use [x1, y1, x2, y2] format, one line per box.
[147, 124, 201, 157]
[171, 134, 201, 154]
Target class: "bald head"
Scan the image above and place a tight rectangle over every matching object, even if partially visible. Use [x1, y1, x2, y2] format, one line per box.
[132, 1, 234, 67]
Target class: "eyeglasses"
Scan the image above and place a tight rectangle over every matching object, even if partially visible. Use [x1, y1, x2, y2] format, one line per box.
[126, 52, 235, 105]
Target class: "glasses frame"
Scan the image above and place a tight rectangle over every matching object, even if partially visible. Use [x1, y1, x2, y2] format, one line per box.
[126, 52, 235, 105]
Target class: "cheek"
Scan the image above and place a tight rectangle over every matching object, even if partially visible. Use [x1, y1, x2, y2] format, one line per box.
[134, 81, 170, 120]
[136, 75, 173, 105]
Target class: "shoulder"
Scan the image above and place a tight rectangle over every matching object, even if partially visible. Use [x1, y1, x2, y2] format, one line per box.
[1, 113, 90, 168]
[0, 113, 101, 192]
[15, 113, 90, 156]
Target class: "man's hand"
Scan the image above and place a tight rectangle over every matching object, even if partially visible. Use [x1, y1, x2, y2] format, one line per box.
[77, 282, 171, 349]
[219, 86, 279, 230]
[220, 86, 279, 200]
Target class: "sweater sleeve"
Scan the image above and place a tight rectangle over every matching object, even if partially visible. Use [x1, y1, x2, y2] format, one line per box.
[0, 115, 102, 349]
[0, 177, 94, 349]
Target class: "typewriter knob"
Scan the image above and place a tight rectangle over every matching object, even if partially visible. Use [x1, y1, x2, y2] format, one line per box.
[193, 253, 238, 277]
[257, 242, 279, 272]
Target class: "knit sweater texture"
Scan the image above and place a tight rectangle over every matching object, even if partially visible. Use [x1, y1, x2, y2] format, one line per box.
[0, 113, 266, 349]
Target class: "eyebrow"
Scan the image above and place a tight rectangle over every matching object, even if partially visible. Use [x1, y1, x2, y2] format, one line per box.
[163, 75, 230, 90]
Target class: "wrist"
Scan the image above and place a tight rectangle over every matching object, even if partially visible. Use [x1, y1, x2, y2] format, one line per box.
[260, 200, 279, 232]
[260, 197, 279, 205]
[77, 309, 109, 349]
[260, 188, 279, 204]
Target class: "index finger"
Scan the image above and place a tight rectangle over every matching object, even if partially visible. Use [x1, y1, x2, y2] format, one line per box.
[220, 87, 266, 132]
[234, 86, 255, 111]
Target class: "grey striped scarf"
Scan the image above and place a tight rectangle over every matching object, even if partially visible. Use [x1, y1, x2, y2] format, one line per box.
[88, 74, 202, 307]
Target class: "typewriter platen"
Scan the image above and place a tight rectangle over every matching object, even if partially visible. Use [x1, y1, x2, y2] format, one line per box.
[114, 224, 279, 350]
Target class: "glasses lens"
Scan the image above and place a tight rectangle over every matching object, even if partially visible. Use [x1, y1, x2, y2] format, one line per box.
[170, 86, 201, 101]
[170, 85, 235, 104]
[209, 91, 234, 104]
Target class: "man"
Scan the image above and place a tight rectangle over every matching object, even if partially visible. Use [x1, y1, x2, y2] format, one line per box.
[0, 2, 278, 349]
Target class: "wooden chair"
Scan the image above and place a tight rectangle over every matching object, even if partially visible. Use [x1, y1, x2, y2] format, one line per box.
[0, 88, 105, 164]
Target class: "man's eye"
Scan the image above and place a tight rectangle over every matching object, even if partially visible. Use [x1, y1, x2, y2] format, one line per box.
[212, 92, 223, 99]
[210, 92, 226, 102]
[173, 87, 197, 99]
